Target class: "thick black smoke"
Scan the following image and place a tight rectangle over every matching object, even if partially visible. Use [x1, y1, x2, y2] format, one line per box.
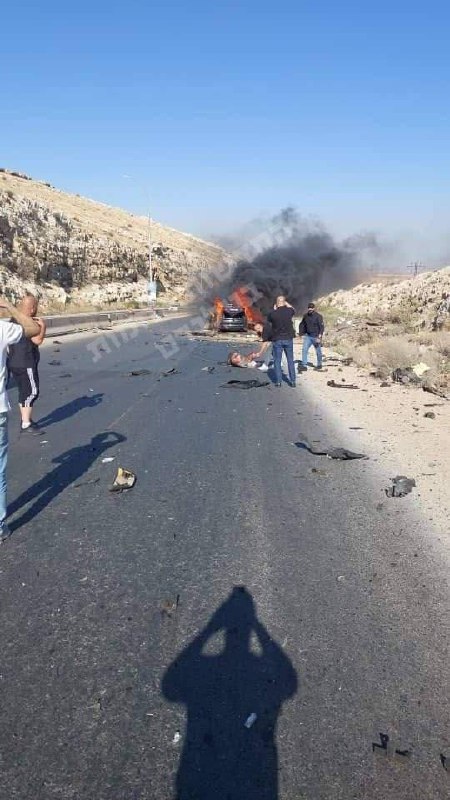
[205, 208, 382, 313]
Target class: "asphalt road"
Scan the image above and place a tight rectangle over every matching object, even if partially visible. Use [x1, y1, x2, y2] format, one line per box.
[0, 318, 448, 800]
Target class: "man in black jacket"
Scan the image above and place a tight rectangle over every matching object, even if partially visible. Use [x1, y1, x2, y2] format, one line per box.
[298, 302, 324, 371]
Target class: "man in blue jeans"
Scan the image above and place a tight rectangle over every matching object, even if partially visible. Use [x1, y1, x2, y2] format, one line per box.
[298, 302, 324, 372]
[0, 297, 40, 541]
[267, 296, 296, 387]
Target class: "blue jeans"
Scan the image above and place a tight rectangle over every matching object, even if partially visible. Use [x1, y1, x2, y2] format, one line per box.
[302, 335, 322, 367]
[0, 412, 8, 529]
[272, 339, 296, 384]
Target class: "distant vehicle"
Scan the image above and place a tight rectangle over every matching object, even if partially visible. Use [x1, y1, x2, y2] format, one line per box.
[219, 303, 247, 333]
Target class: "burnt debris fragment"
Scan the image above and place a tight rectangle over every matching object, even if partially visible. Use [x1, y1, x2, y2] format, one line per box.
[385, 476, 416, 498]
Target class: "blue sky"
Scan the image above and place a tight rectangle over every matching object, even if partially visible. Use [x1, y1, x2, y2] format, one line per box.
[2, 1, 450, 261]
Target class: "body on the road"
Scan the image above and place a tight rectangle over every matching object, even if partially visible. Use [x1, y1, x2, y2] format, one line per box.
[298, 302, 324, 371]
[0, 297, 40, 539]
[267, 296, 296, 387]
[8, 293, 46, 431]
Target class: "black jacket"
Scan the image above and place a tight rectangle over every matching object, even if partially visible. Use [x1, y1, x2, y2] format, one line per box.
[267, 307, 295, 340]
[298, 311, 324, 338]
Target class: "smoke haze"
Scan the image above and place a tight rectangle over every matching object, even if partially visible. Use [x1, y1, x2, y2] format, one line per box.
[207, 208, 385, 313]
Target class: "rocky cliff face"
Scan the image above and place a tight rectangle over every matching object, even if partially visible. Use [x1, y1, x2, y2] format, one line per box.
[0, 169, 228, 310]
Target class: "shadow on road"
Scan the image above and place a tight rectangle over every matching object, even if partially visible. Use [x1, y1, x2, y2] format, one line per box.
[8, 431, 126, 530]
[162, 586, 298, 800]
[37, 393, 104, 428]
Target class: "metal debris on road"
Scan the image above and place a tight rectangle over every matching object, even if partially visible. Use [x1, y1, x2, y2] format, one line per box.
[327, 379, 359, 389]
[126, 369, 152, 377]
[59, 373, 72, 378]
[221, 379, 270, 389]
[201, 366, 215, 373]
[423, 411, 436, 419]
[296, 442, 368, 460]
[109, 467, 136, 492]
[440, 753, 449, 772]
[48, 360, 62, 366]
[162, 367, 180, 377]
[385, 476, 416, 498]
[172, 731, 181, 745]
[395, 748, 412, 758]
[102, 457, 115, 463]
[244, 713, 257, 729]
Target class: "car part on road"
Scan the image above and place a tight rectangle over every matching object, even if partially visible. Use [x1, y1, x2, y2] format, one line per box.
[221, 379, 270, 389]
[126, 369, 152, 377]
[327, 380, 359, 389]
[109, 467, 136, 492]
[372, 733, 390, 752]
[385, 476, 416, 498]
[296, 442, 368, 460]
[162, 367, 179, 377]
[423, 384, 448, 399]
[48, 360, 62, 366]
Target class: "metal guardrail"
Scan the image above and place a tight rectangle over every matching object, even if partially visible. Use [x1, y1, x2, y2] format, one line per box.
[43, 306, 182, 334]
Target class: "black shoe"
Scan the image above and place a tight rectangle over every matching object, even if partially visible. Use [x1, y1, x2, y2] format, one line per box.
[275, 382, 282, 387]
[297, 364, 307, 373]
[21, 423, 45, 435]
[290, 382, 296, 388]
[314, 365, 323, 371]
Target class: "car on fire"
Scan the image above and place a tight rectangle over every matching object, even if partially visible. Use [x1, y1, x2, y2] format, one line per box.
[218, 303, 248, 332]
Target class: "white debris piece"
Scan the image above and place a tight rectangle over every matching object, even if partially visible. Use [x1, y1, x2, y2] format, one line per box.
[244, 713, 257, 729]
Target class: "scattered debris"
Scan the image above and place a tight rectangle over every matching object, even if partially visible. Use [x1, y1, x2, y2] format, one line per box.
[59, 373, 72, 378]
[102, 457, 115, 463]
[48, 360, 62, 366]
[423, 384, 448, 399]
[349, 426, 364, 430]
[380, 381, 390, 388]
[162, 594, 180, 618]
[126, 369, 152, 377]
[395, 748, 412, 758]
[372, 732, 389, 753]
[392, 367, 422, 385]
[296, 442, 368, 460]
[244, 713, 257, 729]
[385, 476, 416, 498]
[172, 731, 181, 745]
[327, 380, 359, 389]
[109, 467, 136, 492]
[162, 368, 179, 377]
[221, 379, 270, 389]
[423, 411, 436, 419]
[201, 366, 215, 373]
[53, 340, 62, 344]
[411, 362, 430, 378]
[311, 467, 328, 476]
[440, 753, 449, 772]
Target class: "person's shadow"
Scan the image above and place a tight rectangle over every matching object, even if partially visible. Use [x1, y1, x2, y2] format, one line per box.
[37, 393, 104, 428]
[162, 587, 298, 800]
[8, 431, 126, 530]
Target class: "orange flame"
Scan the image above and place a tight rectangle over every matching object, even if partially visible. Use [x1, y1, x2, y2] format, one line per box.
[214, 297, 224, 316]
[230, 287, 264, 326]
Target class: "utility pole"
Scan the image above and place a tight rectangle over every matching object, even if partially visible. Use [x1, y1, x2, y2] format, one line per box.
[407, 261, 428, 278]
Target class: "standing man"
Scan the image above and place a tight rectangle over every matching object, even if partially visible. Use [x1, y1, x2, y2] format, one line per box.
[8, 293, 46, 431]
[267, 296, 296, 387]
[298, 302, 324, 372]
[0, 296, 40, 540]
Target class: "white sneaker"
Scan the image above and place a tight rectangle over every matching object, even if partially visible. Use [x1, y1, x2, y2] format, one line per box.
[258, 364, 269, 372]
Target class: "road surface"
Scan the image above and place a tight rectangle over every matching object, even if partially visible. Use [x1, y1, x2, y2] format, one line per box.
[0, 317, 448, 800]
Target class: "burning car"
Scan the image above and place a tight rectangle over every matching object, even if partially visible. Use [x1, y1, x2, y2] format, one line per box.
[213, 288, 264, 333]
[218, 302, 248, 332]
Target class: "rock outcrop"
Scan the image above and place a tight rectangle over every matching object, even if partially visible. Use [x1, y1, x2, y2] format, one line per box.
[320, 266, 450, 329]
[0, 169, 228, 310]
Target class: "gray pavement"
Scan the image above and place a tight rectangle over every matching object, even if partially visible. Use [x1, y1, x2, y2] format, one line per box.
[0, 318, 448, 800]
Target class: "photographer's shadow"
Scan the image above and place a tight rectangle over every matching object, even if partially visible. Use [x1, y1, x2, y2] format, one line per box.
[162, 587, 298, 800]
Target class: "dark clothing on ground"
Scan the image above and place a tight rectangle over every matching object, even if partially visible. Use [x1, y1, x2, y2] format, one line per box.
[298, 310, 324, 338]
[267, 307, 295, 341]
[8, 332, 40, 407]
[13, 367, 40, 407]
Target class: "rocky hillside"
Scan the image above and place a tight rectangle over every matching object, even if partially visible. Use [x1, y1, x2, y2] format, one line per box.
[0, 169, 228, 310]
[320, 266, 450, 329]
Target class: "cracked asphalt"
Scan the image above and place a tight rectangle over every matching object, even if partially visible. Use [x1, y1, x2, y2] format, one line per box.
[0, 317, 448, 800]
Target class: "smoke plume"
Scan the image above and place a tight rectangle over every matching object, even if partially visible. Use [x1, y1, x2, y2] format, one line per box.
[206, 208, 383, 313]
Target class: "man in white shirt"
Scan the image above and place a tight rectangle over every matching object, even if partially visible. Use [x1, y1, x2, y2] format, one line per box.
[0, 298, 40, 540]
